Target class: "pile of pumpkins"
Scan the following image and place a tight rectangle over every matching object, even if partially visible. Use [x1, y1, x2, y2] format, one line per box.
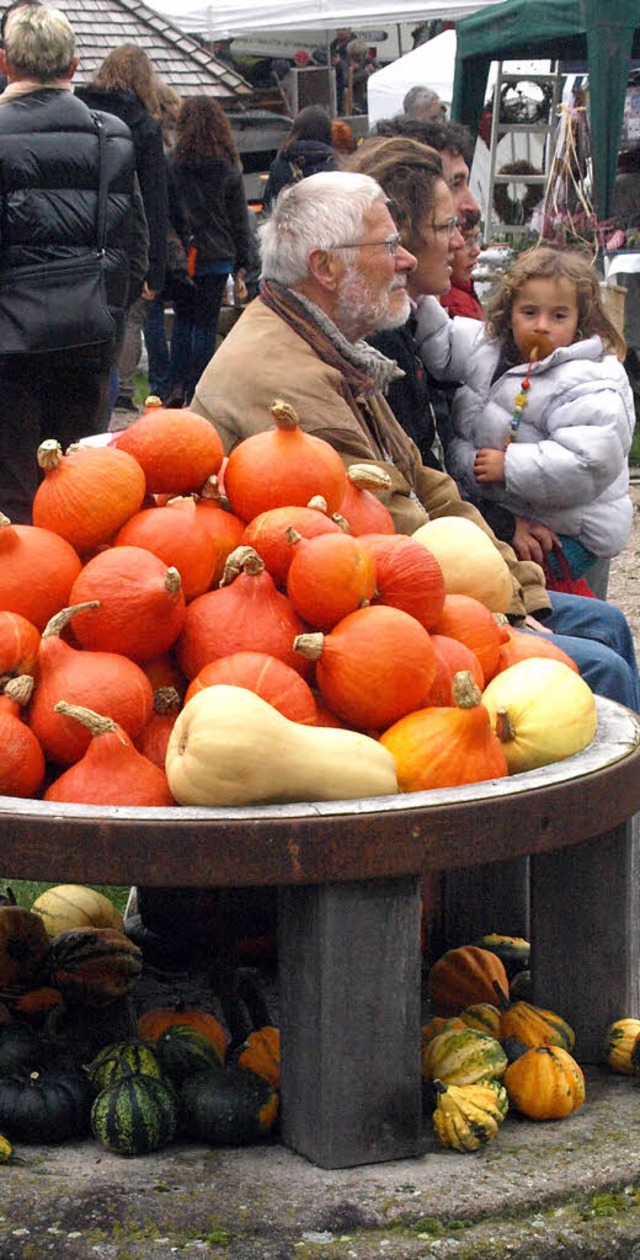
[0, 888, 281, 1160]
[0, 398, 599, 811]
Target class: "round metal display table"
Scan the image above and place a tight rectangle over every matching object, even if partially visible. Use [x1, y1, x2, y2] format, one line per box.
[1, 698, 639, 1168]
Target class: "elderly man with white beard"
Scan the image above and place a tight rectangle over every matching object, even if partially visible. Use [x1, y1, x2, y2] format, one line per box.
[191, 169, 553, 621]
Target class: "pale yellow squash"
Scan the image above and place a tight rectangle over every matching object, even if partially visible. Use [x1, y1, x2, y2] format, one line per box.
[482, 657, 597, 774]
[31, 885, 124, 937]
[165, 684, 399, 806]
[411, 517, 513, 613]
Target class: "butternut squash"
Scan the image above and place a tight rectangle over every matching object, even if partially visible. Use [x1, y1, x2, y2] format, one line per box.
[165, 684, 399, 806]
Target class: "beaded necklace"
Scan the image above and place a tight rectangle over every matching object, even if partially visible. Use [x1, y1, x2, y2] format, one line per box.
[506, 334, 555, 448]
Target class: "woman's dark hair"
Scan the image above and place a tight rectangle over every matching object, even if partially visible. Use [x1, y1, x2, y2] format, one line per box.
[174, 95, 239, 166]
[345, 134, 444, 250]
[280, 104, 333, 156]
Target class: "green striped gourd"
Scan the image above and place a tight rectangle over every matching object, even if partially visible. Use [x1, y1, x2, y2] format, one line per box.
[87, 1041, 164, 1092]
[422, 1026, 508, 1085]
[458, 1003, 502, 1038]
[432, 1078, 509, 1151]
[91, 1072, 178, 1155]
[46, 927, 142, 1006]
[152, 1024, 224, 1086]
[473, 934, 530, 980]
[179, 1066, 279, 1146]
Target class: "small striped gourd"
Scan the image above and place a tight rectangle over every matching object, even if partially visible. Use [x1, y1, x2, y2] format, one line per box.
[503, 1045, 585, 1120]
[91, 1072, 178, 1155]
[87, 1041, 164, 1092]
[603, 1018, 640, 1075]
[152, 1024, 224, 1086]
[494, 983, 575, 1052]
[432, 1078, 508, 1152]
[421, 1026, 508, 1086]
[180, 1065, 279, 1145]
[46, 927, 142, 1006]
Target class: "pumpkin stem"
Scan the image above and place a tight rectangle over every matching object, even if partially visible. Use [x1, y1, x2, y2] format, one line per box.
[42, 602, 101, 640]
[495, 708, 515, 744]
[164, 567, 182, 598]
[451, 671, 482, 709]
[144, 395, 163, 409]
[269, 399, 299, 430]
[285, 527, 302, 547]
[293, 632, 325, 662]
[0, 512, 12, 529]
[3, 675, 34, 708]
[432, 1078, 448, 1095]
[492, 980, 511, 1011]
[347, 463, 392, 491]
[306, 495, 328, 513]
[153, 687, 182, 715]
[331, 512, 351, 533]
[53, 700, 122, 739]
[36, 439, 64, 472]
[220, 546, 265, 585]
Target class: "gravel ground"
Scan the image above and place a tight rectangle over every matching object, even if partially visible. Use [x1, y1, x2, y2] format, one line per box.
[607, 479, 640, 652]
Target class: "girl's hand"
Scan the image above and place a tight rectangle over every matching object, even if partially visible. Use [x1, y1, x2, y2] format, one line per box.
[474, 448, 505, 483]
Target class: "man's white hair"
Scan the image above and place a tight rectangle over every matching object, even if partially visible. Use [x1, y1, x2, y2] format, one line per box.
[4, 4, 75, 82]
[259, 170, 388, 287]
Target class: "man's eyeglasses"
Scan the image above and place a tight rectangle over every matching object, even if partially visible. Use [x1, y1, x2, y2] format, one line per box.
[329, 233, 404, 256]
[427, 216, 459, 238]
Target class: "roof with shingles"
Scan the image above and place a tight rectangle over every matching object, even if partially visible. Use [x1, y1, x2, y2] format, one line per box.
[66, 0, 252, 100]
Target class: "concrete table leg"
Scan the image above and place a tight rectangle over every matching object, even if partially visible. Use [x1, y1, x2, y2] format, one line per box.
[278, 875, 423, 1168]
[530, 815, 640, 1063]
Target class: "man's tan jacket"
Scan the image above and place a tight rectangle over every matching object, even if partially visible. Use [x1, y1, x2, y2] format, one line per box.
[192, 298, 550, 619]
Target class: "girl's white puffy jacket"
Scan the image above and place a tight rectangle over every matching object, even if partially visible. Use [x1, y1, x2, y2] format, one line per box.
[414, 296, 635, 558]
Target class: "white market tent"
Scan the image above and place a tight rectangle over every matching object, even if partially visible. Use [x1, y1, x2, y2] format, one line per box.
[144, 0, 508, 41]
[366, 26, 552, 127]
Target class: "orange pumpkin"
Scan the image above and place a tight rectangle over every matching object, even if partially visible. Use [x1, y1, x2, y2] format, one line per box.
[184, 651, 318, 724]
[337, 464, 396, 536]
[171, 486, 246, 587]
[295, 604, 437, 731]
[286, 529, 377, 630]
[224, 399, 348, 522]
[44, 702, 176, 807]
[495, 627, 579, 675]
[432, 594, 508, 682]
[237, 1026, 280, 1089]
[0, 612, 41, 680]
[380, 670, 509, 792]
[0, 515, 82, 631]
[68, 546, 186, 663]
[176, 546, 312, 681]
[28, 604, 154, 766]
[114, 500, 218, 601]
[114, 403, 224, 495]
[360, 533, 446, 631]
[32, 439, 146, 554]
[0, 678, 46, 798]
[426, 634, 485, 704]
[133, 686, 182, 769]
[241, 499, 344, 590]
[137, 1001, 227, 1061]
[426, 946, 510, 1017]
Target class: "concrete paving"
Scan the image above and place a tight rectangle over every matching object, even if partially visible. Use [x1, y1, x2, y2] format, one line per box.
[2, 1064, 640, 1259]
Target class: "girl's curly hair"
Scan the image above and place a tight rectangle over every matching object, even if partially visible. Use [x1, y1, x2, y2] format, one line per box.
[174, 95, 239, 166]
[485, 244, 627, 361]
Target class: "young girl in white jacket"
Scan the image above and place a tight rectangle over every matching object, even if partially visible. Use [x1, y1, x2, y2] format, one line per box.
[414, 245, 635, 591]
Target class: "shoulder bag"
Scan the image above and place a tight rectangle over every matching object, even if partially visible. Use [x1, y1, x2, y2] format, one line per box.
[0, 112, 116, 356]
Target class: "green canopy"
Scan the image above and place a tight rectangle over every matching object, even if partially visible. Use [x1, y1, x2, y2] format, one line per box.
[451, 0, 640, 218]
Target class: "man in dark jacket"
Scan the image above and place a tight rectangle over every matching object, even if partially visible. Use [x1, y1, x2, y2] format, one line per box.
[0, 3, 136, 522]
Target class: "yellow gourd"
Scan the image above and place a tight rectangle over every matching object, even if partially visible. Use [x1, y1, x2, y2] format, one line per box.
[165, 684, 399, 806]
[602, 1017, 640, 1075]
[432, 1078, 508, 1151]
[481, 657, 597, 774]
[31, 885, 123, 937]
[411, 517, 513, 613]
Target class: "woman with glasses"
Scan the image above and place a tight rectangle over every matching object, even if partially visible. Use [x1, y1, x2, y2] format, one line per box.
[347, 135, 464, 468]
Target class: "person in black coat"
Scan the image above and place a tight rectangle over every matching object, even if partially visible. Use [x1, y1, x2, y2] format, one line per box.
[0, 3, 136, 521]
[76, 45, 168, 415]
[262, 105, 337, 213]
[167, 95, 250, 404]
